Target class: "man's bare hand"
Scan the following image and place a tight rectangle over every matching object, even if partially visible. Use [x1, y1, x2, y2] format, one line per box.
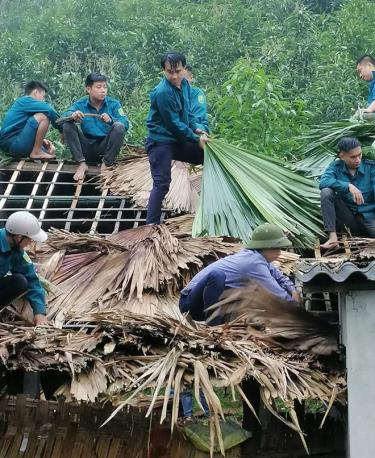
[34, 314, 48, 326]
[291, 290, 301, 303]
[71, 110, 85, 121]
[349, 183, 364, 205]
[100, 113, 112, 123]
[198, 133, 209, 150]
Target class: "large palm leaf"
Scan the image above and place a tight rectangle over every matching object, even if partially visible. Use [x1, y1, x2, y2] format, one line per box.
[193, 139, 324, 247]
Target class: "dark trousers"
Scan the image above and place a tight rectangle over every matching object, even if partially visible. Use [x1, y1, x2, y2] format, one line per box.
[179, 270, 226, 325]
[145, 139, 204, 224]
[63, 122, 125, 166]
[320, 188, 375, 236]
[0, 274, 28, 309]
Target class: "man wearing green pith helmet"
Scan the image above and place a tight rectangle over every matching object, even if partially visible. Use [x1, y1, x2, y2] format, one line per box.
[179, 223, 300, 325]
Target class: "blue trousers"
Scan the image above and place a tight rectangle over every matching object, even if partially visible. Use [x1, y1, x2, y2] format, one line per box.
[145, 139, 204, 224]
[179, 270, 226, 325]
[1, 117, 39, 158]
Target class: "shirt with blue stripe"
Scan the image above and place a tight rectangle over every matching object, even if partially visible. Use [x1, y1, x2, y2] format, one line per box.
[63, 96, 129, 139]
[0, 228, 46, 315]
[0, 96, 59, 145]
[146, 77, 200, 143]
[319, 159, 375, 220]
[181, 249, 295, 301]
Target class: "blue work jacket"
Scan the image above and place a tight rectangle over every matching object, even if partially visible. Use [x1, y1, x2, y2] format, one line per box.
[190, 85, 209, 133]
[0, 229, 46, 315]
[319, 159, 375, 220]
[146, 78, 200, 143]
[63, 96, 129, 139]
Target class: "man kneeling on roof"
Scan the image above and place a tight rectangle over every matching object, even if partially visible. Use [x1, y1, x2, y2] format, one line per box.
[62, 72, 129, 182]
[0, 211, 48, 325]
[180, 223, 299, 325]
[320, 137, 375, 249]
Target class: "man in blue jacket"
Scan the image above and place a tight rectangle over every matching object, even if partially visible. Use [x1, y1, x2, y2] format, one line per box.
[62, 72, 129, 181]
[184, 65, 209, 133]
[0, 211, 48, 325]
[145, 52, 209, 224]
[0, 81, 58, 161]
[319, 137, 375, 249]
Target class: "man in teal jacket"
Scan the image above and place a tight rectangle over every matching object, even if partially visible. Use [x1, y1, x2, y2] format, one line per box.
[62, 72, 129, 181]
[0, 211, 48, 325]
[319, 137, 375, 248]
[145, 52, 209, 224]
[184, 65, 209, 133]
[0, 81, 58, 161]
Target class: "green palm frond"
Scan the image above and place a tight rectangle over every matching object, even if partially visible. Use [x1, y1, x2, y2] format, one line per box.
[193, 139, 324, 247]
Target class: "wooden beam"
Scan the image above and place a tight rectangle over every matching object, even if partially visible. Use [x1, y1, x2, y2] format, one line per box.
[39, 162, 64, 222]
[25, 162, 48, 210]
[0, 160, 25, 210]
[90, 187, 109, 234]
[65, 181, 83, 231]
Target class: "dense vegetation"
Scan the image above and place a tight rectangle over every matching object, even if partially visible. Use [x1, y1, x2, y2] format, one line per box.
[0, 0, 373, 157]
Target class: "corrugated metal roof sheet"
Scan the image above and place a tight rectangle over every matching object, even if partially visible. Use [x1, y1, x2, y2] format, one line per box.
[296, 260, 375, 284]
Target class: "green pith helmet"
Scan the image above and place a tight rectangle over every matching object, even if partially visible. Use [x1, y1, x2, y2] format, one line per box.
[245, 223, 292, 249]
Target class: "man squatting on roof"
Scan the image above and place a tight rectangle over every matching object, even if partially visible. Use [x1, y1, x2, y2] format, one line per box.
[62, 72, 129, 182]
[320, 137, 375, 249]
[0, 80, 59, 161]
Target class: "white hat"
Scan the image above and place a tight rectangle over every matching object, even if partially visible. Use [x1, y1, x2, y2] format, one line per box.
[5, 211, 47, 243]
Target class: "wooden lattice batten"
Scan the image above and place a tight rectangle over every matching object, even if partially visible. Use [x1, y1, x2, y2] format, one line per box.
[0, 160, 172, 235]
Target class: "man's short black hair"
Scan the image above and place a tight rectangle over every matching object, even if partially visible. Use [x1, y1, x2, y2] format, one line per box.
[338, 137, 361, 153]
[356, 55, 375, 66]
[160, 52, 186, 70]
[185, 64, 193, 72]
[24, 80, 48, 95]
[85, 72, 107, 87]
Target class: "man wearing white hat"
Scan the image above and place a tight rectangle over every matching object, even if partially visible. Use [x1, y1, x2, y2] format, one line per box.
[0, 211, 48, 325]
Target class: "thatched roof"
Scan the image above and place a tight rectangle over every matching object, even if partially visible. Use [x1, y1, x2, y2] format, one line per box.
[99, 155, 202, 214]
[31, 224, 301, 324]
[0, 309, 345, 456]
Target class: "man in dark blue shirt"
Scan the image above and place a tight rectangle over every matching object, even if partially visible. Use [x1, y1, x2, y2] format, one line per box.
[145, 52, 209, 224]
[319, 137, 375, 249]
[356, 55, 375, 114]
[62, 72, 129, 181]
[0, 80, 58, 161]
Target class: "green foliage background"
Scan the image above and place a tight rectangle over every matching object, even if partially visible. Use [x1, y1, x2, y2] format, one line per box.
[0, 0, 373, 156]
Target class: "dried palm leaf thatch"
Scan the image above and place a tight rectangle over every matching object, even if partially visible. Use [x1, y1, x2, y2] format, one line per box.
[41, 225, 242, 321]
[207, 282, 338, 355]
[99, 155, 202, 214]
[193, 139, 324, 248]
[0, 310, 345, 456]
[165, 214, 196, 236]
